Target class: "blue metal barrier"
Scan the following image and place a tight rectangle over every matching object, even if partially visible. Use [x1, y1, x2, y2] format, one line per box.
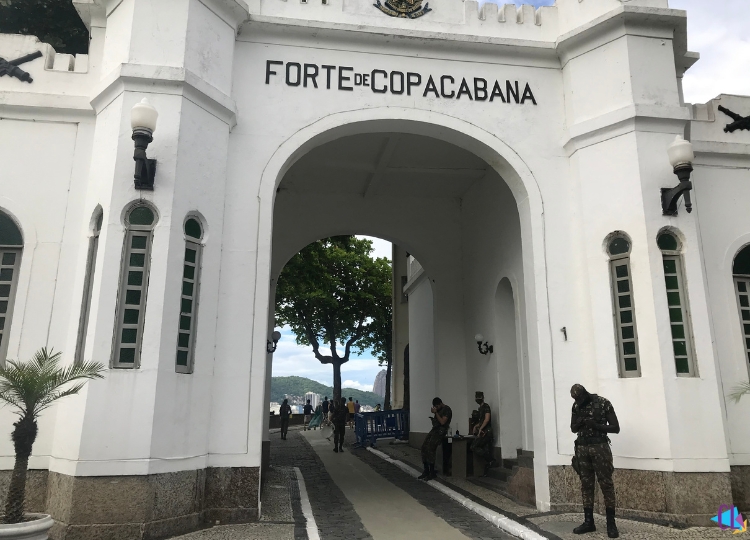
[355, 409, 409, 447]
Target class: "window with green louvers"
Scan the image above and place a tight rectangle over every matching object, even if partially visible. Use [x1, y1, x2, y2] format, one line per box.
[0, 210, 23, 365]
[112, 205, 156, 368]
[176, 217, 203, 374]
[608, 234, 640, 378]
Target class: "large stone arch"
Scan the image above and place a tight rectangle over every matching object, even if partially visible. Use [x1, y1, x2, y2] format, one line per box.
[253, 107, 555, 507]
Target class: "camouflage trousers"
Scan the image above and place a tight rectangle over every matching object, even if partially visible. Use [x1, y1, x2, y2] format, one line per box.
[575, 442, 616, 508]
[470, 431, 493, 462]
[421, 427, 447, 465]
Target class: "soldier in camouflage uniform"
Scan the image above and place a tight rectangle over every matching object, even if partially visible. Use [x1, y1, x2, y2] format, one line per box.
[570, 384, 620, 538]
[419, 397, 452, 481]
[470, 391, 497, 476]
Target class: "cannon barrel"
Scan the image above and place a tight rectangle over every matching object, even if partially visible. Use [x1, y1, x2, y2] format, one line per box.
[9, 50, 43, 66]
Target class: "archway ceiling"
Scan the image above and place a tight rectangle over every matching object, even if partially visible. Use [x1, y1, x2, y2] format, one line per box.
[280, 132, 490, 199]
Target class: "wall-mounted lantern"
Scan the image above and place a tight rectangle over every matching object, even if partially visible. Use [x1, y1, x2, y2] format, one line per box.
[267, 330, 282, 353]
[661, 136, 695, 216]
[474, 333, 493, 355]
[131, 98, 159, 190]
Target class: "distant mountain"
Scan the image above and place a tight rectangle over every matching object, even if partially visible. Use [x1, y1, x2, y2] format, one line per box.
[373, 369, 386, 398]
[271, 376, 383, 408]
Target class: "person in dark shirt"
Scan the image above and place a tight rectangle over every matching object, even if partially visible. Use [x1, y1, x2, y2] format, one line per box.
[303, 400, 314, 431]
[471, 391, 496, 476]
[570, 383, 620, 538]
[322, 397, 330, 416]
[420, 397, 452, 480]
[279, 399, 292, 440]
[331, 397, 348, 453]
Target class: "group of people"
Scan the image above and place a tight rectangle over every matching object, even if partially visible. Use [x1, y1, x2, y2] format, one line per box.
[419, 385, 620, 539]
[278, 395, 361, 453]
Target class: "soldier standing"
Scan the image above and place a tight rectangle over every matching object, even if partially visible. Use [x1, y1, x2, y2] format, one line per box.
[470, 391, 497, 476]
[570, 384, 620, 538]
[419, 397, 452, 481]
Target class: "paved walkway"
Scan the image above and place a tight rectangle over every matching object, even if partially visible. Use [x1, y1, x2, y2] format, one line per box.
[171, 426, 732, 539]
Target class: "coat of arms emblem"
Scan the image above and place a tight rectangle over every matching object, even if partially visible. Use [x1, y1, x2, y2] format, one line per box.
[374, 0, 431, 19]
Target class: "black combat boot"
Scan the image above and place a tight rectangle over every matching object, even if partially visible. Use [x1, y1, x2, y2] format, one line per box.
[606, 507, 619, 538]
[426, 463, 437, 481]
[418, 462, 429, 479]
[573, 507, 596, 534]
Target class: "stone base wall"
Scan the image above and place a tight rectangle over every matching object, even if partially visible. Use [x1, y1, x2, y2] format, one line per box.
[731, 465, 750, 513]
[20, 466, 261, 540]
[0, 469, 49, 513]
[549, 466, 733, 527]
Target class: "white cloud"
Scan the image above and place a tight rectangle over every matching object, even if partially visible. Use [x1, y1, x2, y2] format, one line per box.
[357, 235, 392, 260]
[342, 380, 374, 392]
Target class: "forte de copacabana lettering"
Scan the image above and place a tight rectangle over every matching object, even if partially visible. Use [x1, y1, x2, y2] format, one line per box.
[265, 60, 537, 104]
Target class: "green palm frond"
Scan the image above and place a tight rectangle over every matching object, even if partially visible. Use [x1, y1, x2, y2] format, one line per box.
[728, 382, 750, 404]
[0, 348, 105, 419]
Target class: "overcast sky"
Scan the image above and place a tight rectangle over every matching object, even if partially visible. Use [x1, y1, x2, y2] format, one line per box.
[271, 0, 750, 393]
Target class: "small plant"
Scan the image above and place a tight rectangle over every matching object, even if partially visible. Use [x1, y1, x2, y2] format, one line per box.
[0, 348, 104, 524]
[728, 382, 750, 404]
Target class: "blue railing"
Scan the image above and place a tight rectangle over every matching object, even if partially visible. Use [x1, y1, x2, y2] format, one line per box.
[355, 409, 409, 447]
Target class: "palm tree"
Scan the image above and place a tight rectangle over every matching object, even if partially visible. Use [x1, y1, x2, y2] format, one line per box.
[0, 348, 104, 524]
[729, 382, 750, 404]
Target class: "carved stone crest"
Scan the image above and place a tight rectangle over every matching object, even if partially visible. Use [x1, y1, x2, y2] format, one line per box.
[374, 0, 431, 19]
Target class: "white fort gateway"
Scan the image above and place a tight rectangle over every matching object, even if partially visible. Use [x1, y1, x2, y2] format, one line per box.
[0, 0, 749, 536]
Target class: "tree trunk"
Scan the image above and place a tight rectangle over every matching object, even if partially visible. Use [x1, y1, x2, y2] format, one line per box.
[333, 361, 342, 402]
[4, 415, 37, 524]
[384, 359, 392, 410]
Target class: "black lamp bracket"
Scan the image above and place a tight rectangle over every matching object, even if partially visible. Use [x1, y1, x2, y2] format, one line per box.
[133, 129, 156, 190]
[476, 341, 493, 355]
[661, 164, 693, 216]
[267, 340, 279, 353]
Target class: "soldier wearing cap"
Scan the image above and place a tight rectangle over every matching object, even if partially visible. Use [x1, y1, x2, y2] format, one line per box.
[471, 391, 496, 476]
[570, 383, 620, 538]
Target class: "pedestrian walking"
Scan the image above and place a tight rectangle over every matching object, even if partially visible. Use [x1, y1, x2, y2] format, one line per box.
[303, 399, 314, 431]
[279, 399, 292, 440]
[570, 383, 620, 538]
[332, 397, 347, 452]
[471, 391, 497, 476]
[419, 397, 452, 481]
[347, 397, 356, 427]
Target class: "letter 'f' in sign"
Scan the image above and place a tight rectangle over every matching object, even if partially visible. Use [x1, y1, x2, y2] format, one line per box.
[0, 51, 43, 83]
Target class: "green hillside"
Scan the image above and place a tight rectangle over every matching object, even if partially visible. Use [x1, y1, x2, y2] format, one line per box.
[271, 376, 383, 408]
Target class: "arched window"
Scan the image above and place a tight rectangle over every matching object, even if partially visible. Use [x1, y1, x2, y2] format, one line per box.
[0, 210, 23, 363]
[658, 231, 695, 376]
[733, 245, 750, 372]
[607, 234, 640, 377]
[74, 208, 103, 364]
[176, 217, 203, 373]
[113, 204, 157, 368]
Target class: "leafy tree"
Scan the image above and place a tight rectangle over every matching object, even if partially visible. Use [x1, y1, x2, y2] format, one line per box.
[275, 236, 392, 402]
[0, 348, 104, 523]
[0, 0, 89, 55]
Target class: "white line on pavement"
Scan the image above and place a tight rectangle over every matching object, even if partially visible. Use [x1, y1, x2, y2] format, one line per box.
[294, 467, 321, 540]
[366, 447, 547, 540]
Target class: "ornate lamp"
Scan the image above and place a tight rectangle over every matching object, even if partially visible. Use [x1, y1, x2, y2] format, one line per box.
[475, 333, 493, 355]
[661, 136, 695, 216]
[131, 98, 159, 190]
[267, 330, 282, 353]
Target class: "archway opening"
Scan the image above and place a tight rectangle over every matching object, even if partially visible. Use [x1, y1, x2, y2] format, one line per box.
[265, 128, 535, 483]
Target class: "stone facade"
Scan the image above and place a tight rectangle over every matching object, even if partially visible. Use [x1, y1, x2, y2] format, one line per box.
[0, 467, 257, 540]
[549, 466, 732, 526]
